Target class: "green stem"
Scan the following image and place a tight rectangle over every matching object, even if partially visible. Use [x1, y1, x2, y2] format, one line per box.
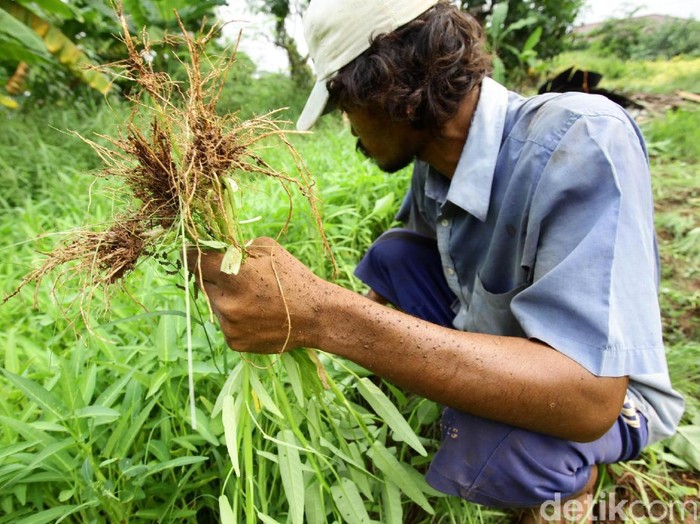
[242, 364, 256, 524]
[181, 217, 197, 430]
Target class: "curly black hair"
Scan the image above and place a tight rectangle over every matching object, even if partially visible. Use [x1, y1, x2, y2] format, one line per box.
[327, 2, 491, 132]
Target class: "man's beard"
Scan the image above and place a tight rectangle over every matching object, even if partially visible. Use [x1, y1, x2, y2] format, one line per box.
[356, 140, 414, 174]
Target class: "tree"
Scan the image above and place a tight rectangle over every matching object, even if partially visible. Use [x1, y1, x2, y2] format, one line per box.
[0, 0, 112, 106]
[247, 0, 312, 88]
[0, 0, 227, 107]
[248, 0, 583, 88]
[462, 0, 583, 83]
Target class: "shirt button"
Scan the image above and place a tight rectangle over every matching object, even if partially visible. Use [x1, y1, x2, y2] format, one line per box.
[440, 218, 450, 227]
[447, 268, 455, 276]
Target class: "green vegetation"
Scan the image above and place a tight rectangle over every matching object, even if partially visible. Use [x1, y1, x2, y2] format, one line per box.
[583, 16, 700, 61]
[0, 0, 226, 107]
[546, 52, 700, 94]
[1, 11, 699, 524]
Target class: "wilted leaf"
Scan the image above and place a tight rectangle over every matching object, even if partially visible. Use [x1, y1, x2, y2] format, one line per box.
[221, 245, 243, 275]
[219, 495, 235, 524]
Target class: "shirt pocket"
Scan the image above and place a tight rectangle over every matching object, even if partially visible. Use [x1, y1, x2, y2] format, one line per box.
[463, 274, 527, 337]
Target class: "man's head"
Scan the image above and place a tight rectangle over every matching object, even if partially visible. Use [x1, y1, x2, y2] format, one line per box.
[296, 0, 491, 133]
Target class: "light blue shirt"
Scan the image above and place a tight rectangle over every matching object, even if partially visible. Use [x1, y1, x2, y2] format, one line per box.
[397, 77, 684, 444]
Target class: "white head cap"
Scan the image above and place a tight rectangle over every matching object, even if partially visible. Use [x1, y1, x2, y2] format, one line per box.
[296, 0, 440, 131]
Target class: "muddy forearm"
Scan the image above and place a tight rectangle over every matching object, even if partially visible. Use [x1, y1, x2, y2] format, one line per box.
[311, 282, 628, 442]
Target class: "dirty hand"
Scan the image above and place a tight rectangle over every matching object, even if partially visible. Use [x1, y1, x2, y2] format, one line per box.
[187, 237, 328, 353]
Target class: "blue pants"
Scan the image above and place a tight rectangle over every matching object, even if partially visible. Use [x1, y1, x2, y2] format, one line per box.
[354, 229, 648, 508]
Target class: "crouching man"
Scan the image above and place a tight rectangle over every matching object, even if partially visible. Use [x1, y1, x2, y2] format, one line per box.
[191, 1, 683, 521]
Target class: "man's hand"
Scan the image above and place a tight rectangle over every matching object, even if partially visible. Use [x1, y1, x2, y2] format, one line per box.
[187, 237, 327, 354]
[187, 238, 628, 442]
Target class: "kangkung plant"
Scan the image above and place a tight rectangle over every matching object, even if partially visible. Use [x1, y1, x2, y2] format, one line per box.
[2, 5, 446, 523]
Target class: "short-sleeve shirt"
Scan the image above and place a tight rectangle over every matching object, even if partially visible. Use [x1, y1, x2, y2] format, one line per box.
[397, 77, 684, 444]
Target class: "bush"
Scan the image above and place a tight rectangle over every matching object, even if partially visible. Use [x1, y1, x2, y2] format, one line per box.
[588, 17, 700, 61]
[643, 107, 700, 162]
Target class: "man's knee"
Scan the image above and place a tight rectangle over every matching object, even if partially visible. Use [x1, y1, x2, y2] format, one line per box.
[354, 229, 457, 326]
[426, 409, 600, 508]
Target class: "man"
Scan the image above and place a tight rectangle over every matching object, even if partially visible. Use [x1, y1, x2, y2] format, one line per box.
[192, 0, 683, 521]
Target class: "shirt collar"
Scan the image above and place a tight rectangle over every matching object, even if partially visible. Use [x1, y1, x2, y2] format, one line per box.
[445, 77, 509, 221]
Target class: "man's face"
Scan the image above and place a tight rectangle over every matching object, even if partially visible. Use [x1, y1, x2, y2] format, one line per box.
[344, 106, 428, 174]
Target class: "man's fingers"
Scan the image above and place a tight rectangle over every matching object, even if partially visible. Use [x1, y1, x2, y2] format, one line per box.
[246, 237, 282, 256]
[185, 248, 225, 285]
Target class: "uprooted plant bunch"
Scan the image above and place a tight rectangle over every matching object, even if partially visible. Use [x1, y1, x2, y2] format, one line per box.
[5, 5, 332, 312]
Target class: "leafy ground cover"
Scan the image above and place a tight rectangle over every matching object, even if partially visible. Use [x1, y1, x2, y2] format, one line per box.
[1, 52, 698, 523]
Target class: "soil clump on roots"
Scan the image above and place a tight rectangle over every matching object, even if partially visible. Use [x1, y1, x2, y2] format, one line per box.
[5, 5, 331, 313]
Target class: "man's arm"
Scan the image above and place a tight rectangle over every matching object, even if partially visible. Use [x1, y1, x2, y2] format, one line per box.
[189, 238, 628, 443]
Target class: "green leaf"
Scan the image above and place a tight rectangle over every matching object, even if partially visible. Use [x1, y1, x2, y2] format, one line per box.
[192, 408, 221, 447]
[381, 478, 403, 524]
[371, 192, 395, 217]
[668, 425, 700, 471]
[145, 455, 208, 477]
[79, 363, 97, 405]
[249, 370, 283, 419]
[318, 437, 364, 471]
[330, 478, 371, 524]
[522, 27, 543, 54]
[0, 441, 38, 463]
[1, 370, 69, 420]
[29, 0, 74, 19]
[24, 438, 74, 472]
[356, 377, 426, 455]
[222, 394, 241, 476]
[58, 488, 73, 502]
[0, 416, 52, 446]
[368, 441, 434, 515]
[3, 331, 19, 373]
[71, 406, 120, 425]
[491, 56, 506, 84]
[219, 495, 235, 524]
[488, 2, 508, 41]
[2, 438, 76, 487]
[198, 239, 229, 250]
[146, 367, 171, 398]
[58, 358, 83, 412]
[346, 442, 374, 499]
[277, 430, 304, 524]
[502, 15, 538, 35]
[156, 313, 181, 362]
[94, 371, 134, 408]
[304, 481, 325, 524]
[281, 353, 304, 407]
[0, 8, 49, 62]
[14, 506, 79, 524]
[106, 397, 157, 459]
[122, 0, 150, 27]
[212, 363, 244, 418]
[256, 513, 282, 524]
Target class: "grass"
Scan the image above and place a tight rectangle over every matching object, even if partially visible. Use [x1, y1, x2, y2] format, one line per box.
[544, 52, 700, 95]
[0, 52, 699, 522]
